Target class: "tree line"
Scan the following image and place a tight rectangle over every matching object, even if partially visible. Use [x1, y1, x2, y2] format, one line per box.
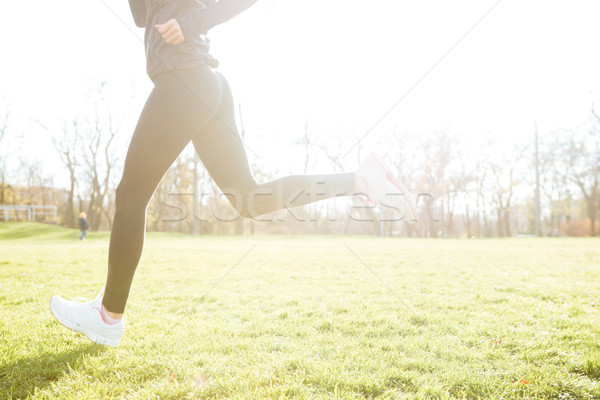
[0, 85, 598, 237]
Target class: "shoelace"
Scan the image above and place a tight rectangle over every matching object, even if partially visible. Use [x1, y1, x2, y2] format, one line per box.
[71, 288, 104, 304]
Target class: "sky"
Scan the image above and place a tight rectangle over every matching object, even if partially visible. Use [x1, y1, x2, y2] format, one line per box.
[1, 0, 600, 188]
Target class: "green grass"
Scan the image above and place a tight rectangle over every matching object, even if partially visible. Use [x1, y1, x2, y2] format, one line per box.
[1, 222, 599, 399]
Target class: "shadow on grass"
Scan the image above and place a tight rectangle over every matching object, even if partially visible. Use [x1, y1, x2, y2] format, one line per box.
[0, 343, 106, 399]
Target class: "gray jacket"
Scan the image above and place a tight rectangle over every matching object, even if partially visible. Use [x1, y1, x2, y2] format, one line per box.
[128, 0, 257, 79]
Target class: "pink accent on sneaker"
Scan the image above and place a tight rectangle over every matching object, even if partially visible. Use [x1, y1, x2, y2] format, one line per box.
[95, 306, 121, 326]
[355, 176, 375, 204]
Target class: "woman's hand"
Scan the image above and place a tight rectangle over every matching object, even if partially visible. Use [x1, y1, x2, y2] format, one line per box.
[155, 18, 185, 45]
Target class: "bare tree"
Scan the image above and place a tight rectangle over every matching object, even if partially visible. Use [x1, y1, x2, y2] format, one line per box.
[13, 157, 54, 211]
[564, 111, 600, 236]
[148, 148, 198, 233]
[295, 120, 346, 173]
[37, 120, 80, 227]
[78, 82, 130, 230]
[537, 133, 573, 233]
[450, 155, 477, 237]
[0, 106, 10, 204]
[488, 142, 528, 237]
[293, 120, 352, 233]
[387, 131, 422, 237]
[0, 107, 7, 148]
[416, 130, 459, 237]
[462, 146, 492, 238]
[60, 122, 80, 227]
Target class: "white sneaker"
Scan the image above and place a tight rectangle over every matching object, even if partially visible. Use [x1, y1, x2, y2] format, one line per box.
[355, 153, 420, 223]
[49, 289, 124, 347]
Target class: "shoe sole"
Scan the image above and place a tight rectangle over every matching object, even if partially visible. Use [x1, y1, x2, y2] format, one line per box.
[369, 153, 420, 223]
[49, 298, 121, 347]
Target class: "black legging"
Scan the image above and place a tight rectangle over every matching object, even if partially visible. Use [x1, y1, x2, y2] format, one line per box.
[102, 66, 355, 313]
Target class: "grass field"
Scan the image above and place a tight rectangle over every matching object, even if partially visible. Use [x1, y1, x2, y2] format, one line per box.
[1, 222, 599, 399]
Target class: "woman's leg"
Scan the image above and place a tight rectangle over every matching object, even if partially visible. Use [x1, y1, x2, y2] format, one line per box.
[192, 73, 355, 218]
[102, 67, 223, 314]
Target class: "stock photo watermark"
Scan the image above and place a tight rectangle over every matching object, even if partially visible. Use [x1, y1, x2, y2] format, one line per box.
[159, 188, 439, 224]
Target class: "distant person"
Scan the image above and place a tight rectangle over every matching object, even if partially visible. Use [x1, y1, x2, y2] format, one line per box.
[49, 0, 420, 346]
[78, 212, 89, 241]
